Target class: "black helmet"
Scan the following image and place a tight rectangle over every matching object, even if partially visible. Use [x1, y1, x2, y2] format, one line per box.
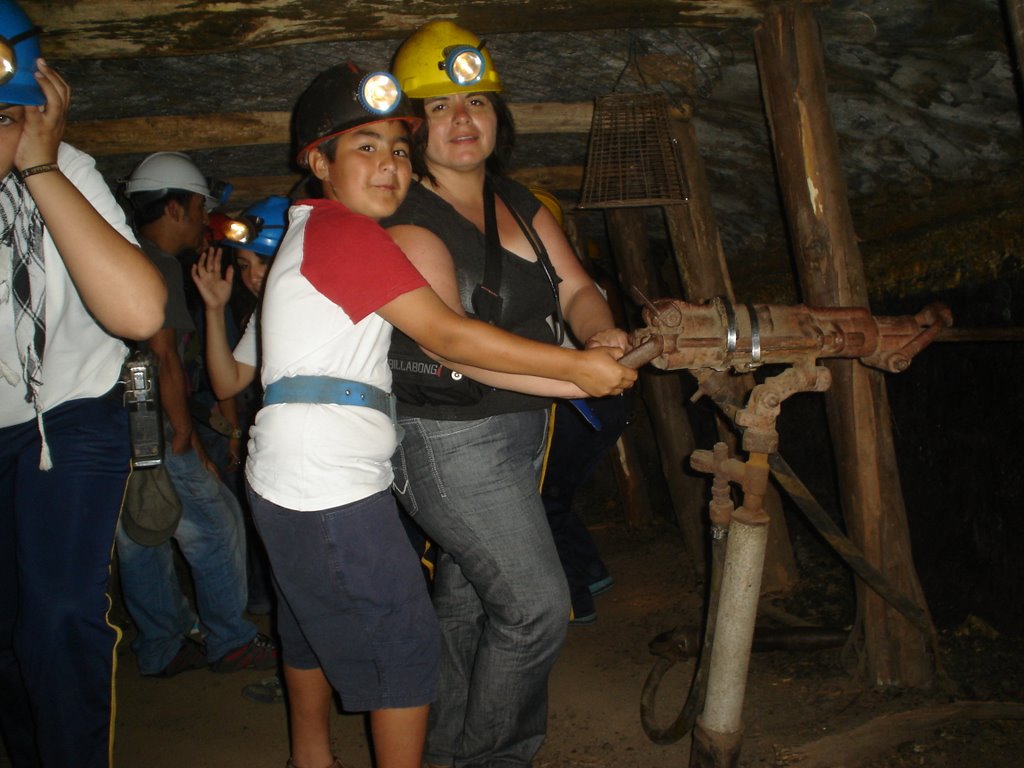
[293, 61, 419, 168]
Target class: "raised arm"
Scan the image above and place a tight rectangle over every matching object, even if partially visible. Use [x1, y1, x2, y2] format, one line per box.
[17, 60, 165, 339]
[191, 247, 257, 399]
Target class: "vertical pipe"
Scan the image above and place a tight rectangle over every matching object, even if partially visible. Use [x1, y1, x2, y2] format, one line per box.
[690, 514, 769, 768]
[697, 517, 769, 735]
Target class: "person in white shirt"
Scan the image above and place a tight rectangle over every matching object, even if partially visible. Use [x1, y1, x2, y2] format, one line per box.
[0, 4, 166, 763]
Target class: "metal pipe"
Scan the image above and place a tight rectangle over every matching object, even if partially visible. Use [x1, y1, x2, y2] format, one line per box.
[697, 513, 769, 737]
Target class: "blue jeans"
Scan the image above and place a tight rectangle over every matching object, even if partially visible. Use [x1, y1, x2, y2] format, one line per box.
[392, 409, 570, 768]
[0, 395, 129, 768]
[116, 444, 254, 673]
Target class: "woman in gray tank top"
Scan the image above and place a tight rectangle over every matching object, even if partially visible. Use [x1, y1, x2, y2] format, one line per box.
[383, 20, 631, 768]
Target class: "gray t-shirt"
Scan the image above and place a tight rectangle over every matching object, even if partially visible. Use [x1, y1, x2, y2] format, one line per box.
[139, 238, 195, 334]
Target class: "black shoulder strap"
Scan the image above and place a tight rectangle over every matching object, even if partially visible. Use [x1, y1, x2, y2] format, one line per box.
[471, 176, 504, 325]
[501, 190, 567, 345]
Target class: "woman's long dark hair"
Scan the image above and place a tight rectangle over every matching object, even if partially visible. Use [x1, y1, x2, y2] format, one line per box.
[410, 91, 516, 186]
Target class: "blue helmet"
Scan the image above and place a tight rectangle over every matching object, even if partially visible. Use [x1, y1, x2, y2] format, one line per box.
[0, 1, 42, 107]
[222, 195, 290, 258]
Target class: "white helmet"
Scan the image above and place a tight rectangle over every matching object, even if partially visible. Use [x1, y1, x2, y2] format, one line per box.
[124, 152, 228, 210]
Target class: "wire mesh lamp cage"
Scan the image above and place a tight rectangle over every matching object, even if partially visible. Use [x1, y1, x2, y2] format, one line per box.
[578, 92, 689, 209]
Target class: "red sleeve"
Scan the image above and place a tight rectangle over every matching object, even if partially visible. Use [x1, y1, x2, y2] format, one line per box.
[300, 203, 428, 323]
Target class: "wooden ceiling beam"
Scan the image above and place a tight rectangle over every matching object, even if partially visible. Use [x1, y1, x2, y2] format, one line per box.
[26, 0, 825, 59]
[224, 165, 583, 208]
[64, 102, 595, 156]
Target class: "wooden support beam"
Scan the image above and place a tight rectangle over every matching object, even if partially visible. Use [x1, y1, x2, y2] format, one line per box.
[26, 1, 825, 60]
[605, 207, 707, 574]
[662, 114, 798, 595]
[1004, 0, 1024, 89]
[562, 215, 654, 531]
[754, 3, 936, 687]
[65, 103, 595, 157]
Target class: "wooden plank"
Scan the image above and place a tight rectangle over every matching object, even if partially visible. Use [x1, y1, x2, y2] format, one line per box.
[66, 112, 291, 156]
[64, 103, 595, 157]
[777, 701, 1024, 768]
[1006, 0, 1024, 83]
[25, 1, 825, 60]
[220, 166, 584, 209]
[509, 165, 584, 192]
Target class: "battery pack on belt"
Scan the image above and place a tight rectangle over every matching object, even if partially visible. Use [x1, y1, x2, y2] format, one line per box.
[263, 376, 396, 422]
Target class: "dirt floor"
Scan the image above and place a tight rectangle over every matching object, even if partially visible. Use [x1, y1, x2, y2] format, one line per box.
[5, 489, 1023, 767]
[101, 512, 1023, 768]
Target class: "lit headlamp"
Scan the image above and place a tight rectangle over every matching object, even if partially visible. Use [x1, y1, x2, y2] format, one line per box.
[440, 44, 486, 88]
[222, 214, 285, 248]
[0, 26, 40, 87]
[222, 216, 258, 246]
[358, 72, 402, 115]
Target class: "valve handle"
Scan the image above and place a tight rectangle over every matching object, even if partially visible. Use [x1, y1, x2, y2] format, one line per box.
[618, 336, 664, 369]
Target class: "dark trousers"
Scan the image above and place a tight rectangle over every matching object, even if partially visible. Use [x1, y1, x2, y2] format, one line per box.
[0, 396, 129, 768]
[541, 396, 627, 615]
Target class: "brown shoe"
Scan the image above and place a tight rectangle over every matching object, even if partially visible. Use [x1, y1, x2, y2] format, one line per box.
[143, 637, 207, 678]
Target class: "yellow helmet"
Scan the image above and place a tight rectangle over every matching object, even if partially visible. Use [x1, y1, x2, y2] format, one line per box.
[392, 20, 502, 99]
[530, 186, 564, 228]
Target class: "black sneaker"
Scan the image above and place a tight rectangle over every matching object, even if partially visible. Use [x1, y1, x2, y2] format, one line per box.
[145, 637, 207, 678]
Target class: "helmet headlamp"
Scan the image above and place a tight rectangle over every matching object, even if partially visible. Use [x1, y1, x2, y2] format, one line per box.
[358, 71, 402, 115]
[223, 216, 256, 246]
[0, 25, 39, 88]
[441, 44, 486, 88]
[294, 63, 418, 168]
[217, 195, 290, 257]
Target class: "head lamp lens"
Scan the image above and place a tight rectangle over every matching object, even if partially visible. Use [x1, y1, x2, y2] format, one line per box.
[223, 218, 254, 245]
[0, 44, 14, 85]
[444, 46, 485, 87]
[0, 27, 40, 88]
[359, 72, 401, 115]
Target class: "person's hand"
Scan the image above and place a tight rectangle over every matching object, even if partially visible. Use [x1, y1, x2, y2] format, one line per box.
[585, 327, 630, 353]
[15, 59, 68, 172]
[170, 428, 193, 456]
[189, 430, 221, 479]
[199, 450, 221, 479]
[191, 247, 234, 311]
[572, 347, 638, 397]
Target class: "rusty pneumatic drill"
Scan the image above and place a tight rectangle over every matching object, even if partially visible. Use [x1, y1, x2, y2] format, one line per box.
[619, 297, 953, 768]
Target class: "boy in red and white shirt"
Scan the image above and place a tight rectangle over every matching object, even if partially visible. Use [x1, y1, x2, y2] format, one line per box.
[241, 62, 637, 768]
